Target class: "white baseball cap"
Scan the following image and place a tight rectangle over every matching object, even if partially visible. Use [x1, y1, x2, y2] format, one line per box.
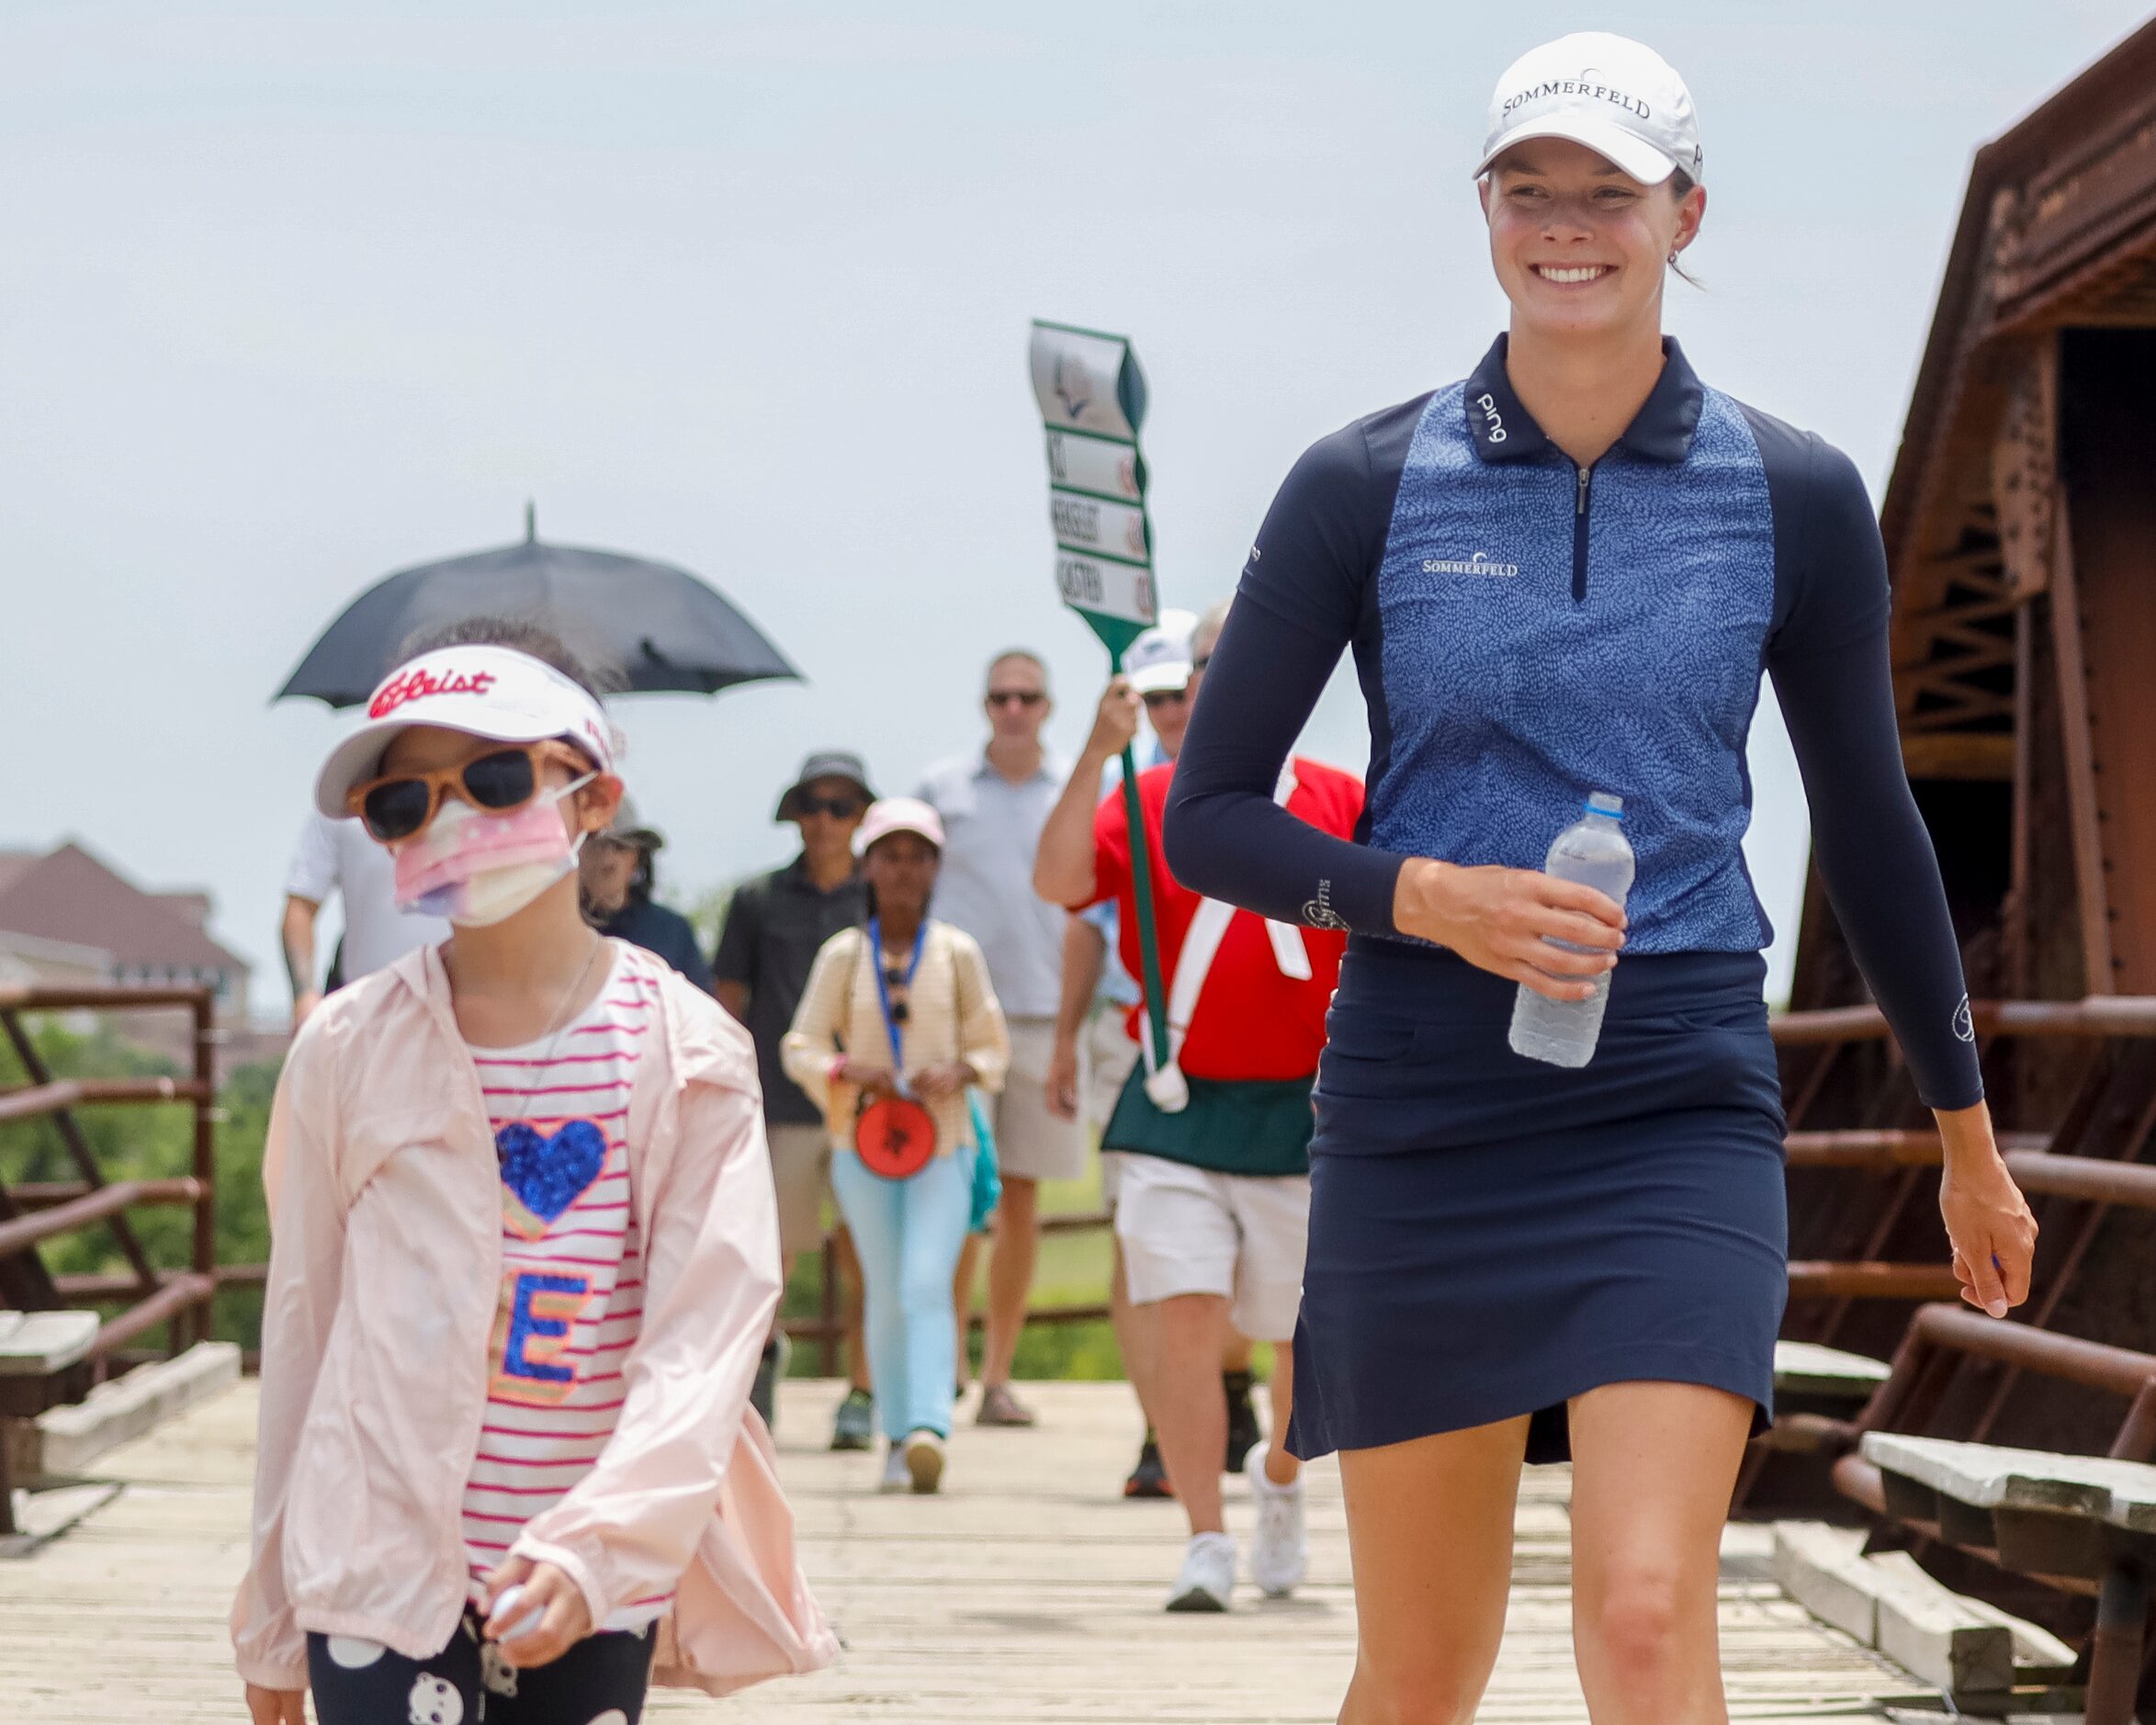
[1123, 607, 1198, 696]
[314, 644, 616, 817]
[1473, 32, 1703, 188]
[855, 796, 946, 856]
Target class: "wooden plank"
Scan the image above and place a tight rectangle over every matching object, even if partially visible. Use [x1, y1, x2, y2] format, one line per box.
[1863, 1432, 2156, 1532]
[0, 1380, 1928, 1722]
[0, 1311, 98, 1376]
[1860, 1550, 2015, 1695]
[1772, 1342, 1892, 1402]
[31, 1342, 237, 1477]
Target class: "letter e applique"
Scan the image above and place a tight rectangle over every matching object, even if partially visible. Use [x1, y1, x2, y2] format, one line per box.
[489, 1270, 595, 1406]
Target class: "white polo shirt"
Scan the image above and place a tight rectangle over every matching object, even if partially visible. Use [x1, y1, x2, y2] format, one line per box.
[916, 746, 1070, 1021]
[284, 811, 450, 984]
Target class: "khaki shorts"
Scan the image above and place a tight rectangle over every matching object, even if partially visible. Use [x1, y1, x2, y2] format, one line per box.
[989, 1017, 1088, 1183]
[1083, 1011, 1142, 1212]
[764, 1121, 833, 1258]
[1112, 1152, 1310, 1343]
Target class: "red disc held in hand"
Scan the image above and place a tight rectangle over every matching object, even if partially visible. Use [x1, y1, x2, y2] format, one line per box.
[854, 1095, 937, 1180]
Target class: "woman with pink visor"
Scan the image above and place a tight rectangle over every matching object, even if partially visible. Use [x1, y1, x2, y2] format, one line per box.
[234, 622, 835, 1725]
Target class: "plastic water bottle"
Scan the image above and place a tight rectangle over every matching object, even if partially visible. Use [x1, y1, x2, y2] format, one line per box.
[1507, 793, 1635, 1068]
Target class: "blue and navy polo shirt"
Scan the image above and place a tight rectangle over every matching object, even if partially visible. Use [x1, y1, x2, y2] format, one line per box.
[1166, 336, 1982, 1109]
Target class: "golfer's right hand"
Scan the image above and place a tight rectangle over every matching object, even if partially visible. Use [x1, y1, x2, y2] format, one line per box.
[1393, 859, 1625, 1001]
[1085, 677, 1142, 761]
[243, 1684, 306, 1725]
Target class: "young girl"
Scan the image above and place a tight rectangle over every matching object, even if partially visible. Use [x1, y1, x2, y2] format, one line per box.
[1168, 32, 2037, 1724]
[782, 799, 1010, 1494]
[234, 626, 835, 1725]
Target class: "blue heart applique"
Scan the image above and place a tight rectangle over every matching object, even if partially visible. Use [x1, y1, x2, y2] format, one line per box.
[495, 1119, 608, 1240]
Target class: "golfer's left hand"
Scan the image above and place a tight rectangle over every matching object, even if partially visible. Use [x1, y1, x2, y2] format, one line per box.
[1936, 1103, 2037, 1319]
[481, 1556, 593, 1668]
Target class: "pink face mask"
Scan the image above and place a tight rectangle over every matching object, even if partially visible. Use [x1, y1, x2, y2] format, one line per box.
[393, 775, 593, 927]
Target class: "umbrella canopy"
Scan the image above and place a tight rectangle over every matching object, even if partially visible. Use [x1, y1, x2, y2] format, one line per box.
[276, 510, 800, 707]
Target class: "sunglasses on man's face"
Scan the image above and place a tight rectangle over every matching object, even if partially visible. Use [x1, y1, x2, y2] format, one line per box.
[796, 795, 864, 819]
[986, 689, 1045, 709]
[1142, 688, 1188, 711]
[348, 740, 589, 842]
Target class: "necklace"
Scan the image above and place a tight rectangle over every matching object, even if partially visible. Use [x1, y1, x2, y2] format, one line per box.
[502, 933, 607, 1124]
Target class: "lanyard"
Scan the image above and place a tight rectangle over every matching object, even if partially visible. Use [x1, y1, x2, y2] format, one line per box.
[867, 917, 926, 1097]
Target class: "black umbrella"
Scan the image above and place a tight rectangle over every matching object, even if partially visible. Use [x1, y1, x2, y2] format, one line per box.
[275, 505, 800, 707]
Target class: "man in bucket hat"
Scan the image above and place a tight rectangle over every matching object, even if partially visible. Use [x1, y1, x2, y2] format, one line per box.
[715, 752, 877, 1442]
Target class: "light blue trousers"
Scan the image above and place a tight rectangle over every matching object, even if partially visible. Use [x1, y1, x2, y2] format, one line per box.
[830, 1147, 973, 1441]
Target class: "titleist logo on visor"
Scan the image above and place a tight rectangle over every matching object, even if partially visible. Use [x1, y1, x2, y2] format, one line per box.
[1502, 77, 1652, 121]
[368, 666, 499, 718]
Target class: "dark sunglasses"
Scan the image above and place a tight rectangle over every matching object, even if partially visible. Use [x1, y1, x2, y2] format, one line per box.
[796, 794, 864, 818]
[1191, 653, 1213, 673]
[986, 689, 1046, 708]
[347, 740, 589, 842]
[883, 966, 911, 1024]
[1142, 688, 1188, 710]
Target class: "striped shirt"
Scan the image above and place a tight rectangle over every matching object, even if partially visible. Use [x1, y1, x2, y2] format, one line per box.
[459, 943, 671, 1629]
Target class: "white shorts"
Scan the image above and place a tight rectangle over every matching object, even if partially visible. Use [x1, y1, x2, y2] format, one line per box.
[1112, 1153, 1310, 1343]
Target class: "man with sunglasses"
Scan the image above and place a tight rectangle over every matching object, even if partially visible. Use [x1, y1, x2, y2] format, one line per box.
[714, 753, 876, 1441]
[916, 649, 1083, 1428]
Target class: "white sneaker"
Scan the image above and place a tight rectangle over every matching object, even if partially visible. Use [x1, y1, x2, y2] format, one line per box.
[1245, 1450, 1308, 1597]
[1166, 1530, 1236, 1613]
[879, 1444, 909, 1494]
[904, 1429, 945, 1494]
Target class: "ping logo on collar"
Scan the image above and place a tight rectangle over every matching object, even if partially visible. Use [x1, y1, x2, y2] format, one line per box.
[1474, 391, 1507, 444]
[1422, 552, 1521, 579]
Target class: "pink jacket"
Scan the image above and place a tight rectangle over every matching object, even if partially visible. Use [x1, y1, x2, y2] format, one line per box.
[231, 941, 838, 1695]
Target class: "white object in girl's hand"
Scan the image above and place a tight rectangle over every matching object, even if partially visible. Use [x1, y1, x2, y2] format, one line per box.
[488, 1583, 546, 1641]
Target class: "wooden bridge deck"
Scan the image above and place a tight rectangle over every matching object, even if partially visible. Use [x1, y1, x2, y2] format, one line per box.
[0, 1379, 1921, 1722]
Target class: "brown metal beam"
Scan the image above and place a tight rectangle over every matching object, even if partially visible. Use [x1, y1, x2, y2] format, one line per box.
[0, 1077, 210, 1123]
[1787, 1261, 1963, 1300]
[2046, 485, 2116, 991]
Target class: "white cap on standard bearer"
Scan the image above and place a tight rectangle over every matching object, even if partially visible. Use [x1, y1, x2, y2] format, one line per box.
[1123, 606, 1199, 695]
[314, 644, 616, 818]
[1473, 32, 1703, 188]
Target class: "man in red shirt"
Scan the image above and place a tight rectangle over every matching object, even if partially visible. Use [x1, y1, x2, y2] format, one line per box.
[1033, 596, 1363, 1614]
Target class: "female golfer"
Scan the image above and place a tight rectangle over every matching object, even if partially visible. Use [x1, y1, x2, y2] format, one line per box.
[235, 626, 833, 1723]
[1165, 32, 2038, 1725]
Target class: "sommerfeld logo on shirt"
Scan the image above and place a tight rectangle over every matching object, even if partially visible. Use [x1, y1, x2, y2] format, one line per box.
[1423, 552, 1521, 579]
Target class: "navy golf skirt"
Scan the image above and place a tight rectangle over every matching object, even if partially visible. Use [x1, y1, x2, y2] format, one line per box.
[1288, 941, 1789, 1466]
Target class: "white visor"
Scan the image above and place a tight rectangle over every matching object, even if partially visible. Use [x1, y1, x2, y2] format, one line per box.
[315, 645, 616, 817]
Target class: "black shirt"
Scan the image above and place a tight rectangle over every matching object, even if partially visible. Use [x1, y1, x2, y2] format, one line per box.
[713, 855, 870, 1125]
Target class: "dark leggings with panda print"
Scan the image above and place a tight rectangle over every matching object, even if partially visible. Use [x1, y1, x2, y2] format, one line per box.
[306, 1615, 652, 1725]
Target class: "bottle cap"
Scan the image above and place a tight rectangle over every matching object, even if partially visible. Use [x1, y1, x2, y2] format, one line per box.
[1585, 792, 1625, 818]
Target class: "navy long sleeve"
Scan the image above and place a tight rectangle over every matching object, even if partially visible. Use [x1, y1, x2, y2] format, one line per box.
[1167, 342, 1984, 1110]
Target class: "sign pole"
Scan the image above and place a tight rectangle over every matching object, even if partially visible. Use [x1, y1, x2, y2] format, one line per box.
[1028, 320, 1174, 1088]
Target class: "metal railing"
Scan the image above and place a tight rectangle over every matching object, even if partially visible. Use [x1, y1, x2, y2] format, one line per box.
[0, 983, 253, 1360]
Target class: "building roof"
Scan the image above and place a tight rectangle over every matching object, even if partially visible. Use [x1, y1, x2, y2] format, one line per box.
[0, 841, 249, 976]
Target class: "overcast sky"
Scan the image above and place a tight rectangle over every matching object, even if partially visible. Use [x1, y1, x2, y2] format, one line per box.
[3, 1, 2146, 1017]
